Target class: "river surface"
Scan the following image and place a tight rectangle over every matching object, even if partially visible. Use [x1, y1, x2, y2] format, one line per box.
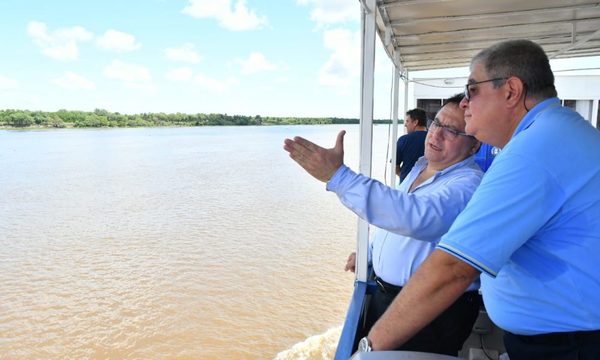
[0, 125, 394, 359]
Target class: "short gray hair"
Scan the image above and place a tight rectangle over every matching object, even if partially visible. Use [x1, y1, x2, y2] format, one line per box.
[472, 40, 557, 100]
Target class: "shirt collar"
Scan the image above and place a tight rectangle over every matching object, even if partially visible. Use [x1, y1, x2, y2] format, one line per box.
[512, 97, 560, 139]
[436, 155, 478, 176]
[412, 155, 477, 183]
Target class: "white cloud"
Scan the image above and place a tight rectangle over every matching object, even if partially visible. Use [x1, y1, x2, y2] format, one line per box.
[194, 73, 237, 93]
[96, 29, 142, 52]
[294, 2, 360, 92]
[27, 21, 93, 61]
[52, 71, 96, 90]
[165, 67, 194, 82]
[319, 29, 360, 90]
[0, 75, 18, 89]
[235, 52, 277, 75]
[123, 81, 158, 94]
[164, 43, 202, 63]
[165, 67, 236, 92]
[103, 59, 156, 93]
[297, 0, 358, 27]
[104, 59, 151, 83]
[182, 0, 267, 31]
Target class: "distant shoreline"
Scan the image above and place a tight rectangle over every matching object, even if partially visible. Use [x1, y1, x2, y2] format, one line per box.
[0, 109, 393, 129]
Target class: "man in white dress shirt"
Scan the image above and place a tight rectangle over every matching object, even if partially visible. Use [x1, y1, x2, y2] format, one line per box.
[284, 93, 483, 356]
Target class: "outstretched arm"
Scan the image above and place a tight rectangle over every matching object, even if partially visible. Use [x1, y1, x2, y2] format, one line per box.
[283, 130, 346, 182]
[368, 250, 480, 350]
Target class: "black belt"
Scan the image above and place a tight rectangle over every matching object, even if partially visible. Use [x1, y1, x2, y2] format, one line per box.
[509, 330, 600, 345]
[374, 275, 402, 294]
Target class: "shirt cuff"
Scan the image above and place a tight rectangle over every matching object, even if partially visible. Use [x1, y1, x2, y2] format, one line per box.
[326, 164, 349, 192]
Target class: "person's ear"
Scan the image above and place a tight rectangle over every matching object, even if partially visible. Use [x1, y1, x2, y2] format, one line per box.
[505, 77, 525, 107]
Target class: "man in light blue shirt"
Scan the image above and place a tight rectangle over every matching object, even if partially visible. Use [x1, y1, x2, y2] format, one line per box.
[362, 40, 600, 360]
[284, 94, 483, 355]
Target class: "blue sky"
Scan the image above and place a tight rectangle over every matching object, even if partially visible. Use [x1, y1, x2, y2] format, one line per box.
[0, 0, 383, 118]
[0, 0, 598, 118]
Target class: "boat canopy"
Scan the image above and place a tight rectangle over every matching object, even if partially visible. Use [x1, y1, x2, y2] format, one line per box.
[353, 0, 600, 282]
[373, 0, 600, 72]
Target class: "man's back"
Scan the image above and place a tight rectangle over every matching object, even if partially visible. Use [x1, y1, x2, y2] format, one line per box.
[483, 100, 600, 333]
[439, 99, 600, 334]
[396, 130, 427, 182]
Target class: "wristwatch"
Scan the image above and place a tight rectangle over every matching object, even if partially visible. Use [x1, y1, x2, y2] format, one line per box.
[358, 336, 372, 352]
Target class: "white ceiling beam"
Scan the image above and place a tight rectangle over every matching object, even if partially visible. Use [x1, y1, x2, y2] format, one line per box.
[550, 28, 600, 58]
[390, 19, 600, 39]
[386, 3, 600, 24]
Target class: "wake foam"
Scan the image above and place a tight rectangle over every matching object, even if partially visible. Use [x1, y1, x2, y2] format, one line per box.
[274, 326, 342, 360]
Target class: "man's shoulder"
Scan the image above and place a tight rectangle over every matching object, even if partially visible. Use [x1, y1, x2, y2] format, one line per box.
[399, 130, 427, 142]
[510, 104, 599, 161]
[408, 130, 427, 137]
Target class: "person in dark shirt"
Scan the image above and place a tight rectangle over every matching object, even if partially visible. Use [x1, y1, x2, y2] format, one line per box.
[396, 108, 428, 182]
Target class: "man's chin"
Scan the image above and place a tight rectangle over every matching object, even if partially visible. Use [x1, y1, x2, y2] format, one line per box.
[464, 123, 477, 137]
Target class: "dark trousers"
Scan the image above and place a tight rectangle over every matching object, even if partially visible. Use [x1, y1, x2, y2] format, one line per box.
[504, 330, 600, 360]
[355, 277, 481, 356]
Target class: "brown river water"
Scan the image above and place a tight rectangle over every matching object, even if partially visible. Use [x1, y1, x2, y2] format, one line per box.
[0, 125, 393, 359]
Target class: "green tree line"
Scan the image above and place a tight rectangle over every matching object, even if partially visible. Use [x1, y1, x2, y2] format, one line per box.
[0, 109, 392, 128]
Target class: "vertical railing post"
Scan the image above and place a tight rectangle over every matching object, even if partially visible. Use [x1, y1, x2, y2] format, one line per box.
[356, 0, 377, 283]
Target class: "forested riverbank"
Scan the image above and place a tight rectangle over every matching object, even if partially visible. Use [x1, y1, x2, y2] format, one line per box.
[0, 109, 392, 129]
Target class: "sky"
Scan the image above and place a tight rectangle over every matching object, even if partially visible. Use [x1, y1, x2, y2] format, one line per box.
[1, 0, 599, 119]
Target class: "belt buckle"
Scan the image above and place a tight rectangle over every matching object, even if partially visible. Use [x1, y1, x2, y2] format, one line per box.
[375, 277, 387, 293]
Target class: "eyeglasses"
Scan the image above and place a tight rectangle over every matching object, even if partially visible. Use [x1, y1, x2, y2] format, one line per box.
[428, 118, 472, 140]
[464, 77, 508, 101]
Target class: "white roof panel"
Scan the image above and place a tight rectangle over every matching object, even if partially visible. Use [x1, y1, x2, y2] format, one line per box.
[374, 0, 600, 71]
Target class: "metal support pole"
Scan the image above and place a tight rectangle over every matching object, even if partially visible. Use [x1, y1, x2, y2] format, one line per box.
[356, 0, 376, 283]
[389, 67, 400, 186]
[592, 99, 599, 128]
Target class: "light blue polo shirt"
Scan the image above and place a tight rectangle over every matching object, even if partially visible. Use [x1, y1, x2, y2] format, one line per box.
[438, 98, 600, 335]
